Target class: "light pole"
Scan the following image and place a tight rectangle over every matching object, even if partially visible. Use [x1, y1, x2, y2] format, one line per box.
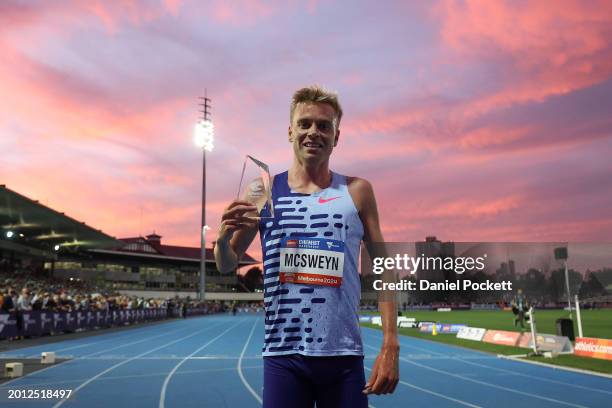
[194, 96, 214, 301]
[554, 246, 571, 318]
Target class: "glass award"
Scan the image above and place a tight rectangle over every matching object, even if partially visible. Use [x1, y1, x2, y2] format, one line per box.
[237, 155, 274, 219]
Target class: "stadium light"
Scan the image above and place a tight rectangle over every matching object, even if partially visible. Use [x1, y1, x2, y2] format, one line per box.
[54, 244, 60, 251]
[6, 231, 13, 238]
[194, 119, 214, 152]
[195, 94, 213, 301]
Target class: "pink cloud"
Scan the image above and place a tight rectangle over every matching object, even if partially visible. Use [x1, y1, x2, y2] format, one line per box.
[433, 0, 612, 115]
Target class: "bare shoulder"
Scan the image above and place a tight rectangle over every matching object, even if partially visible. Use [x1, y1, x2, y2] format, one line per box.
[346, 176, 376, 212]
[347, 176, 374, 194]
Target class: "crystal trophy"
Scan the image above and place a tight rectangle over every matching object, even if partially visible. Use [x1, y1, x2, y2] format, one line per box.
[237, 155, 274, 219]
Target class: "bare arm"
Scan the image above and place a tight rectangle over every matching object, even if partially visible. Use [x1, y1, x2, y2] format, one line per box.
[348, 177, 399, 395]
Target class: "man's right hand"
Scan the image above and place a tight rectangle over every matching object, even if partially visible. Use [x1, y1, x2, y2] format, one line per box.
[217, 200, 259, 245]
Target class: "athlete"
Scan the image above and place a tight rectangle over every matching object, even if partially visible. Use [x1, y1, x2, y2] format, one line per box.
[214, 85, 399, 407]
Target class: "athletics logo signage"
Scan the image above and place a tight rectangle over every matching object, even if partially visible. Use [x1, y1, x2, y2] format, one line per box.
[574, 337, 612, 360]
[279, 237, 345, 287]
[482, 329, 521, 346]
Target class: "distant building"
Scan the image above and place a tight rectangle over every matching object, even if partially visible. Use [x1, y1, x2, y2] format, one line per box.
[50, 233, 258, 293]
[1, 185, 259, 299]
[415, 236, 455, 281]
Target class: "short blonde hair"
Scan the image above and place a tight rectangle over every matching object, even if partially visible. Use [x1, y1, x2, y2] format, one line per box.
[290, 85, 343, 126]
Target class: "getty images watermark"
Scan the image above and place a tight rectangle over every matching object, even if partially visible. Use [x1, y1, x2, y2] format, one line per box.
[361, 241, 575, 295]
[369, 252, 513, 291]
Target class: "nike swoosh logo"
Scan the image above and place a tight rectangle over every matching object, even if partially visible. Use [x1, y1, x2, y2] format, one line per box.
[318, 196, 341, 204]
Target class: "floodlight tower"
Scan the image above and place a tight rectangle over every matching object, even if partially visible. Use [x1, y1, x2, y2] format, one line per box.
[554, 246, 571, 318]
[194, 92, 214, 301]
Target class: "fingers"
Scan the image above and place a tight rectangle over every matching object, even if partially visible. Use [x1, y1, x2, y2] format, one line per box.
[363, 356, 380, 394]
[222, 205, 257, 219]
[226, 200, 256, 209]
[366, 375, 396, 395]
[363, 365, 399, 395]
[363, 374, 375, 394]
[218, 219, 257, 235]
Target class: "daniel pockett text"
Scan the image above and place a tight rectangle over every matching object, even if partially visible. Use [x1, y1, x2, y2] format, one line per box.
[369, 252, 512, 292]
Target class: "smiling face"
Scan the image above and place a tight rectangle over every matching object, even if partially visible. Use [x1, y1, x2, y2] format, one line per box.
[288, 102, 339, 165]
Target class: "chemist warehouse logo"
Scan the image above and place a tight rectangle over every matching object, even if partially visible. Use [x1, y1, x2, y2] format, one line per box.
[286, 239, 298, 248]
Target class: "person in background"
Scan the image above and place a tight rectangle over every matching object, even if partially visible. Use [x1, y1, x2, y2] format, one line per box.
[512, 288, 529, 331]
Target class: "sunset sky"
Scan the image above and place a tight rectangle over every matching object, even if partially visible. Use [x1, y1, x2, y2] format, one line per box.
[2, 0, 612, 253]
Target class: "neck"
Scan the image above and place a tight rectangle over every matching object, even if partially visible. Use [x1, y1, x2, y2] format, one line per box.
[288, 158, 332, 192]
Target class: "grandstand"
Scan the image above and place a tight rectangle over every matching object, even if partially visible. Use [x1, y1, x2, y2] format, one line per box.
[1, 186, 261, 302]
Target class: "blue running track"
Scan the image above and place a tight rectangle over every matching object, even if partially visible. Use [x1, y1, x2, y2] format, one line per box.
[1, 314, 610, 407]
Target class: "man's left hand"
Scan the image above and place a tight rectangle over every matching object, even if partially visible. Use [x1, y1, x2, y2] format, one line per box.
[363, 341, 399, 395]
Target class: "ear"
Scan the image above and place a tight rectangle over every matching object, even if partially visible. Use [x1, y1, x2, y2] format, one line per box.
[288, 125, 293, 143]
[334, 129, 340, 147]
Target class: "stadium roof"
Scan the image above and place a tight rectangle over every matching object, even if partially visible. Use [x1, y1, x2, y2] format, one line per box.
[89, 235, 259, 266]
[0, 185, 121, 252]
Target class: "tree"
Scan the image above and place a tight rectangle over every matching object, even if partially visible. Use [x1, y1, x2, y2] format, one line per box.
[548, 268, 583, 303]
[579, 272, 607, 299]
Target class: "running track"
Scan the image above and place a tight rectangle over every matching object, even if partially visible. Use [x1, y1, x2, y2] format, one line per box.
[0, 314, 610, 407]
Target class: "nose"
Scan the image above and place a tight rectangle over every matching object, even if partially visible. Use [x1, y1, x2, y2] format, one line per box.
[306, 123, 322, 137]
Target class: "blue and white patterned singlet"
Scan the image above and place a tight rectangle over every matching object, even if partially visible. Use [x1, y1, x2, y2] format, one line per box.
[259, 171, 364, 357]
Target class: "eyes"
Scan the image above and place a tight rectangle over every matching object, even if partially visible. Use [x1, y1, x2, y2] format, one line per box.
[296, 119, 334, 133]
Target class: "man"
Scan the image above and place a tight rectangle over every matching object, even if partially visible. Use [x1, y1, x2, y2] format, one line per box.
[512, 288, 528, 331]
[1, 288, 15, 313]
[215, 85, 399, 407]
[16, 287, 32, 312]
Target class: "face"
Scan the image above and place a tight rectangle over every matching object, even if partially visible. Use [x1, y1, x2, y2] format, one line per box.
[289, 102, 339, 164]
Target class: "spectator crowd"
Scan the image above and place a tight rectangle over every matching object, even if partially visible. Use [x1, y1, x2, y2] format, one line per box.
[0, 271, 224, 316]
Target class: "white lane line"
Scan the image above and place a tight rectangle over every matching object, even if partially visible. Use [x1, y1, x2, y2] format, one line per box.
[1, 365, 265, 389]
[363, 330, 612, 396]
[363, 342, 589, 408]
[0, 360, 71, 388]
[363, 366, 481, 408]
[50, 355, 263, 361]
[499, 354, 612, 380]
[24, 320, 185, 357]
[238, 317, 263, 405]
[79, 325, 189, 358]
[454, 356, 612, 396]
[15, 318, 193, 358]
[158, 319, 245, 408]
[51, 320, 226, 408]
[1, 318, 217, 388]
[17, 318, 197, 358]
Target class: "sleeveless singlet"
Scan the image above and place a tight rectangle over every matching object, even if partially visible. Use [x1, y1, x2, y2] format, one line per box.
[259, 171, 364, 357]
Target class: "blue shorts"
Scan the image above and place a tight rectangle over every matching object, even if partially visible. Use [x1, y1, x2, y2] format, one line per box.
[263, 354, 368, 408]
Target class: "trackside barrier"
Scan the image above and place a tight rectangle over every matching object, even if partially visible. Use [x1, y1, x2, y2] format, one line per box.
[456, 326, 486, 341]
[397, 317, 417, 328]
[574, 337, 612, 360]
[419, 323, 466, 334]
[517, 333, 573, 353]
[482, 329, 522, 346]
[0, 307, 212, 339]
